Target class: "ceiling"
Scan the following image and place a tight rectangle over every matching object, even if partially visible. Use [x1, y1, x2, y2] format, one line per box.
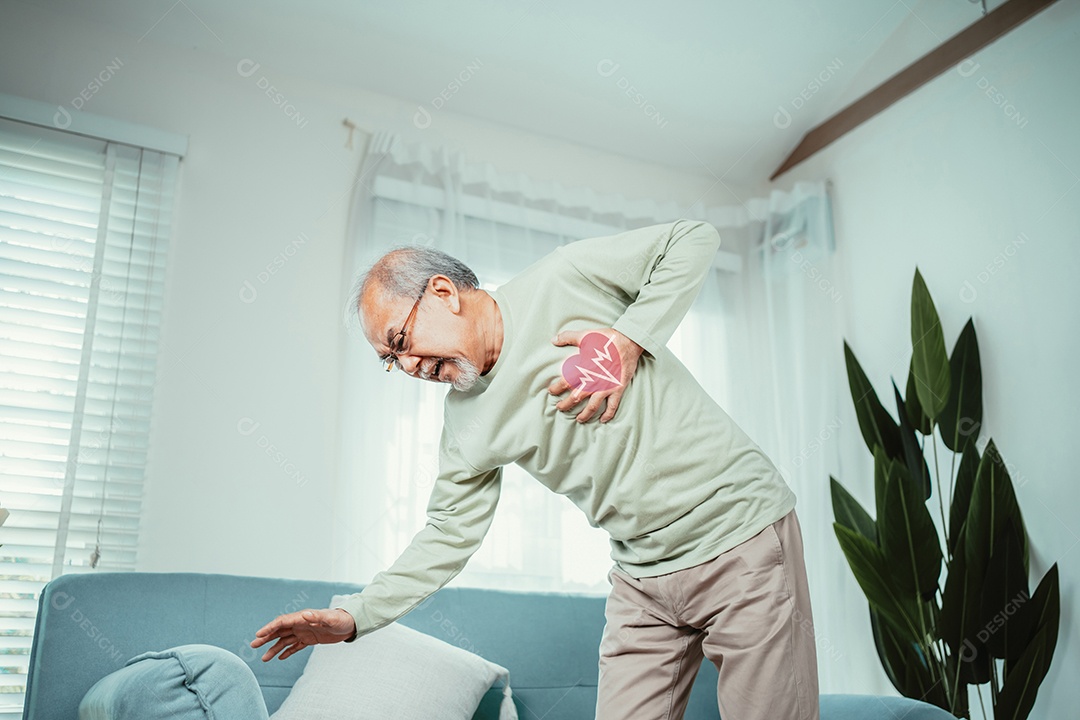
[33, 0, 991, 187]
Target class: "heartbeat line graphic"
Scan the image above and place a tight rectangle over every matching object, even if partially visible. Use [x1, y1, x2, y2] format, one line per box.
[561, 333, 623, 394]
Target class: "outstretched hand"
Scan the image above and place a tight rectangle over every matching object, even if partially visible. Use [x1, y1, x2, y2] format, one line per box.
[548, 328, 645, 423]
[250, 607, 356, 661]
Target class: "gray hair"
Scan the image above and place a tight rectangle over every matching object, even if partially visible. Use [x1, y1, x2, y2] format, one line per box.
[346, 245, 480, 330]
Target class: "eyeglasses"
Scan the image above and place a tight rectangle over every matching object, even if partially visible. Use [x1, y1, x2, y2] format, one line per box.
[384, 283, 429, 372]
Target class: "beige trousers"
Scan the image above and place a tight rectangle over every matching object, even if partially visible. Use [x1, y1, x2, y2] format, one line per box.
[595, 510, 819, 720]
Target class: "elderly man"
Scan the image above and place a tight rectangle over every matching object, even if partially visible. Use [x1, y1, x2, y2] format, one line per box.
[252, 219, 819, 720]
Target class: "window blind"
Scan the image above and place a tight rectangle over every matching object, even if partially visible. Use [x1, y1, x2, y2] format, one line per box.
[0, 116, 179, 716]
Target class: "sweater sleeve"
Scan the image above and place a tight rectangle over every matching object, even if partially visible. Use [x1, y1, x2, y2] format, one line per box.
[332, 415, 502, 642]
[555, 219, 722, 358]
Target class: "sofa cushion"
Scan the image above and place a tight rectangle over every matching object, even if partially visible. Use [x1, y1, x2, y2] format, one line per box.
[820, 694, 960, 719]
[269, 594, 517, 720]
[78, 643, 270, 720]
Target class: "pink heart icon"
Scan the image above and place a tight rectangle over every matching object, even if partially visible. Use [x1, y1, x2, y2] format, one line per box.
[560, 332, 623, 394]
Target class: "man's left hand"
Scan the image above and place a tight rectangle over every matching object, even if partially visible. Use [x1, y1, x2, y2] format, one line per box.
[250, 607, 356, 661]
[548, 328, 645, 423]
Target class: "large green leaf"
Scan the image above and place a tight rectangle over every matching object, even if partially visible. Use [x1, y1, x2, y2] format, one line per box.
[964, 439, 1025, 582]
[1030, 564, 1060, 659]
[870, 606, 910, 696]
[948, 442, 980, 557]
[978, 518, 1031, 662]
[938, 525, 992, 684]
[939, 318, 983, 453]
[844, 341, 903, 460]
[892, 378, 932, 500]
[873, 445, 890, 537]
[1008, 564, 1060, 677]
[834, 523, 920, 638]
[903, 356, 932, 435]
[910, 268, 951, 421]
[938, 529, 967, 650]
[831, 476, 877, 544]
[877, 447, 942, 599]
[870, 607, 948, 709]
[950, 440, 1029, 686]
[995, 621, 1055, 720]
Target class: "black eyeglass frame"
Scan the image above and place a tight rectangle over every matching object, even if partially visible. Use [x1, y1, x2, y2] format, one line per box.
[384, 281, 430, 372]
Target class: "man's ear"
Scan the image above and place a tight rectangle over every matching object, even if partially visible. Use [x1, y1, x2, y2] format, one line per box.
[429, 275, 462, 313]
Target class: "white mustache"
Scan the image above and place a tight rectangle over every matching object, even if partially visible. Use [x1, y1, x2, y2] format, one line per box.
[411, 357, 480, 391]
[419, 359, 444, 379]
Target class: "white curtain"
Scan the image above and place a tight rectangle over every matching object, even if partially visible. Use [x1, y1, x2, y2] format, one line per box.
[334, 129, 873, 692]
[705, 184, 886, 694]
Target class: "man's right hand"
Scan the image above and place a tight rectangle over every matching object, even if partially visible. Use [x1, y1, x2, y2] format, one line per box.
[250, 607, 357, 661]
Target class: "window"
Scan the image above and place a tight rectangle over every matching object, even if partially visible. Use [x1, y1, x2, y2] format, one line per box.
[0, 116, 179, 716]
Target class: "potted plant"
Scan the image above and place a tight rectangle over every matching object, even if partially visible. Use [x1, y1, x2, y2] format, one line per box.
[831, 268, 1059, 719]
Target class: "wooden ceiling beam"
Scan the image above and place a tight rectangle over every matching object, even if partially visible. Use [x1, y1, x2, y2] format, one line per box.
[770, 0, 1060, 181]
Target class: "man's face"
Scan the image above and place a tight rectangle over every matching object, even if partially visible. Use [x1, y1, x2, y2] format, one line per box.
[360, 277, 482, 392]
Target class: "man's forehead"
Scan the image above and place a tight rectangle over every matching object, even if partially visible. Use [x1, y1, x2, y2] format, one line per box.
[362, 313, 394, 352]
[360, 293, 404, 351]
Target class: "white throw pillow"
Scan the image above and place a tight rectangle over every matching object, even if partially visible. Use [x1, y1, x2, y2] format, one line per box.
[269, 595, 517, 720]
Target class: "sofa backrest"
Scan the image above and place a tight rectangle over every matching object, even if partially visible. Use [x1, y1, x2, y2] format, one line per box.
[24, 571, 721, 719]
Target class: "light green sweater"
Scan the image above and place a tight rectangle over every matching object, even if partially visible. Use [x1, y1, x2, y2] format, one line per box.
[336, 219, 796, 641]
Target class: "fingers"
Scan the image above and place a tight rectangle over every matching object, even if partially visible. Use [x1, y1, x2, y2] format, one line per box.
[575, 391, 608, 423]
[259, 639, 293, 660]
[251, 621, 281, 648]
[599, 391, 622, 423]
[555, 387, 589, 412]
[260, 639, 283, 662]
[551, 330, 584, 347]
[253, 615, 296, 644]
[251, 609, 316, 649]
[259, 632, 316, 662]
[278, 639, 308, 661]
[548, 377, 570, 396]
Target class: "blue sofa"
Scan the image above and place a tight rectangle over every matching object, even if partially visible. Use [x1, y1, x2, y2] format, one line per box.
[24, 571, 956, 719]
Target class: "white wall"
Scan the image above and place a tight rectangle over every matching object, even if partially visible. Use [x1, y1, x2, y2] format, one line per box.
[779, 1, 1079, 714]
[0, 4, 733, 583]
